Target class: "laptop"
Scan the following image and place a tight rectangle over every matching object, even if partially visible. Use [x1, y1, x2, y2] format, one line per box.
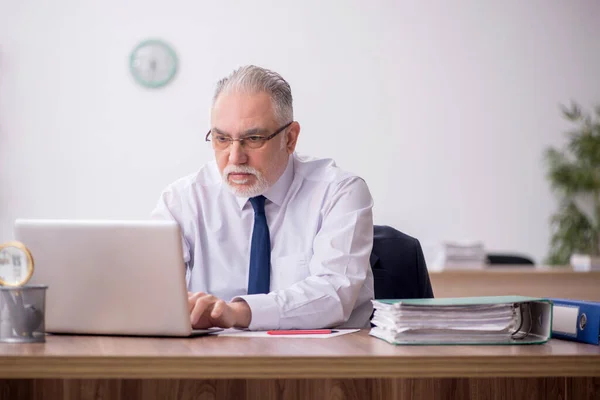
[14, 219, 220, 337]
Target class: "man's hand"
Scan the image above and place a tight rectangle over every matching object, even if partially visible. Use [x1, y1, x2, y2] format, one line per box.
[188, 292, 251, 329]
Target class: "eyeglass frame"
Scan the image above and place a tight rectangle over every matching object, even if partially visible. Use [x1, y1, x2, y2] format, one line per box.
[205, 121, 294, 150]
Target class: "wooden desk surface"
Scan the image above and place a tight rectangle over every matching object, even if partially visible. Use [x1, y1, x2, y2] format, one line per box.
[0, 330, 599, 379]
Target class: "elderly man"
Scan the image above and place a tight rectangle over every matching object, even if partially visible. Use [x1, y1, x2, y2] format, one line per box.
[152, 65, 374, 330]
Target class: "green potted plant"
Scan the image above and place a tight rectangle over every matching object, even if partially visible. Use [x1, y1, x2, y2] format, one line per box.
[544, 102, 600, 269]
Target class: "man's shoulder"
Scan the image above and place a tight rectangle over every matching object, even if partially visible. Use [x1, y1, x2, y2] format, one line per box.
[293, 153, 360, 184]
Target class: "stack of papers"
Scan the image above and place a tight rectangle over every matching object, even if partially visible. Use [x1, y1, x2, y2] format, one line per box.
[440, 241, 487, 269]
[369, 296, 552, 345]
[570, 254, 600, 271]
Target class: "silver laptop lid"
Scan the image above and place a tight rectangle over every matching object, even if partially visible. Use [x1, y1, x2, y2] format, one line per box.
[14, 219, 193, 337]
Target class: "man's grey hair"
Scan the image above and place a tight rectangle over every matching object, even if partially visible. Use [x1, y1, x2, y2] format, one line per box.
[213, 65, 293, 124]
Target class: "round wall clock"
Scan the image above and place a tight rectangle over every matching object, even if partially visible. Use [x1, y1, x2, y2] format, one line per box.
[0, 241, 34, 287]
[129, 39, 178, 88]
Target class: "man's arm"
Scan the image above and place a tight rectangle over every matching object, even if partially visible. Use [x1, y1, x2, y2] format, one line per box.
[235, 177, 374, 330]
[151, 188, 192, 267]
[153, 185, 253, 329]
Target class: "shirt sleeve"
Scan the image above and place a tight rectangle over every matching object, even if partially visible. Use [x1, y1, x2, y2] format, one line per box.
[233, 176, 374, 330]
[150, 187, 192, 266]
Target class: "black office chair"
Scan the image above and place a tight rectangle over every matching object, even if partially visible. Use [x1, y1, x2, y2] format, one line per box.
[370, 225, 434, 299]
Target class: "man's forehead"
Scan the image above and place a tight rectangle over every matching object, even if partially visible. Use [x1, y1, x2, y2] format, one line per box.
[211, 91, 277, 131]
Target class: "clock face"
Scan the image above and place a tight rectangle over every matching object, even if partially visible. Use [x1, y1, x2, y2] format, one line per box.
[0, 241, 34, 287]
[130, 39, 178, 88]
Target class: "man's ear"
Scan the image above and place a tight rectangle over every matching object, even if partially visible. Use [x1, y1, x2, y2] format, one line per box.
[285, 121, 300, 154]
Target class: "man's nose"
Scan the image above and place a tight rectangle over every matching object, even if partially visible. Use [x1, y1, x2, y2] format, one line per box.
[228, 141, 248, 164]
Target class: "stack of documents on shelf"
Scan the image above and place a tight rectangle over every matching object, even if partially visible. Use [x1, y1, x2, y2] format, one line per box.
[440, 241, 487, 269]
[569, 254, 600, 271]
[370, 296, 552, 345]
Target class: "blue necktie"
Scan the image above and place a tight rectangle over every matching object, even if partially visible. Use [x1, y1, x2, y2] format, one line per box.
[248, 195, 271, 294]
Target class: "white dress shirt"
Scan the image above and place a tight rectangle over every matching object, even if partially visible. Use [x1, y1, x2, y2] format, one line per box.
[151, 153, 374, 330]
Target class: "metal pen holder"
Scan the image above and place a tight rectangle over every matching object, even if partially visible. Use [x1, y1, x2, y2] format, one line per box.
[0, 285, 47, 343]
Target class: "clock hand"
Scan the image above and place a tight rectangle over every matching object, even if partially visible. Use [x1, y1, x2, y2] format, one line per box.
[150, 59, 157, 81]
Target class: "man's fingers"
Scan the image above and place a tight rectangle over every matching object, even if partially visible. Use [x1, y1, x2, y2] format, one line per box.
[190, 295, 216, 324]
[188, 292, 206, 301]
[211, 300, 226, 319]
[187, 293, 237, 329]
[188, 292, 207, 311]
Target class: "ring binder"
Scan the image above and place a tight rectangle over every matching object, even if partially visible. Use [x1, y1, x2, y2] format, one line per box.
[370, 296, 552, 345]
[550, 298, 600, 345]
[511, 302, 533, 340]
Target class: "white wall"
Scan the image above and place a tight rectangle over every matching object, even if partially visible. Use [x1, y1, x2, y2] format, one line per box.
[1, 0, 599, 266]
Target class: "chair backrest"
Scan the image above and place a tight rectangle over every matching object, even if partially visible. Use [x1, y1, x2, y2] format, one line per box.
[370, 225, 434, 299]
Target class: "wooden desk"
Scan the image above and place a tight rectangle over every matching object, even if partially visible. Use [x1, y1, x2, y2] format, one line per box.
[430, 267, 600, 301]
[0, 331, 598, 400]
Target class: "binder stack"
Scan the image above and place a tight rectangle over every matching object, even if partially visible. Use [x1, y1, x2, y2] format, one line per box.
[370, 296, 552, 345]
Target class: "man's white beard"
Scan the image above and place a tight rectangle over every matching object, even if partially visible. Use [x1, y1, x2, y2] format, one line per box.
[222, 165, 270, 198]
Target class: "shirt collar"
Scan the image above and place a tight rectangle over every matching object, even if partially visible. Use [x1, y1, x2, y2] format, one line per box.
[233, 155, 295, 210]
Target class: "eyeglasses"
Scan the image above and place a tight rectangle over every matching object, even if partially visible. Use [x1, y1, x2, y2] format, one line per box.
[205, 121, 293, 150]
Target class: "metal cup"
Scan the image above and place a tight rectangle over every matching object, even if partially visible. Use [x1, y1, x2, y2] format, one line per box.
[0, 285, 48, 343]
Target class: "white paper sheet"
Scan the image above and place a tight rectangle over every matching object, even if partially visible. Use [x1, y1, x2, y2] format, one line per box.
[213, 328, 360, 338]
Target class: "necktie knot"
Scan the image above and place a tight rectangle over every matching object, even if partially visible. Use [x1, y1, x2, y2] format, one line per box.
[249, 195, 266, 214]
